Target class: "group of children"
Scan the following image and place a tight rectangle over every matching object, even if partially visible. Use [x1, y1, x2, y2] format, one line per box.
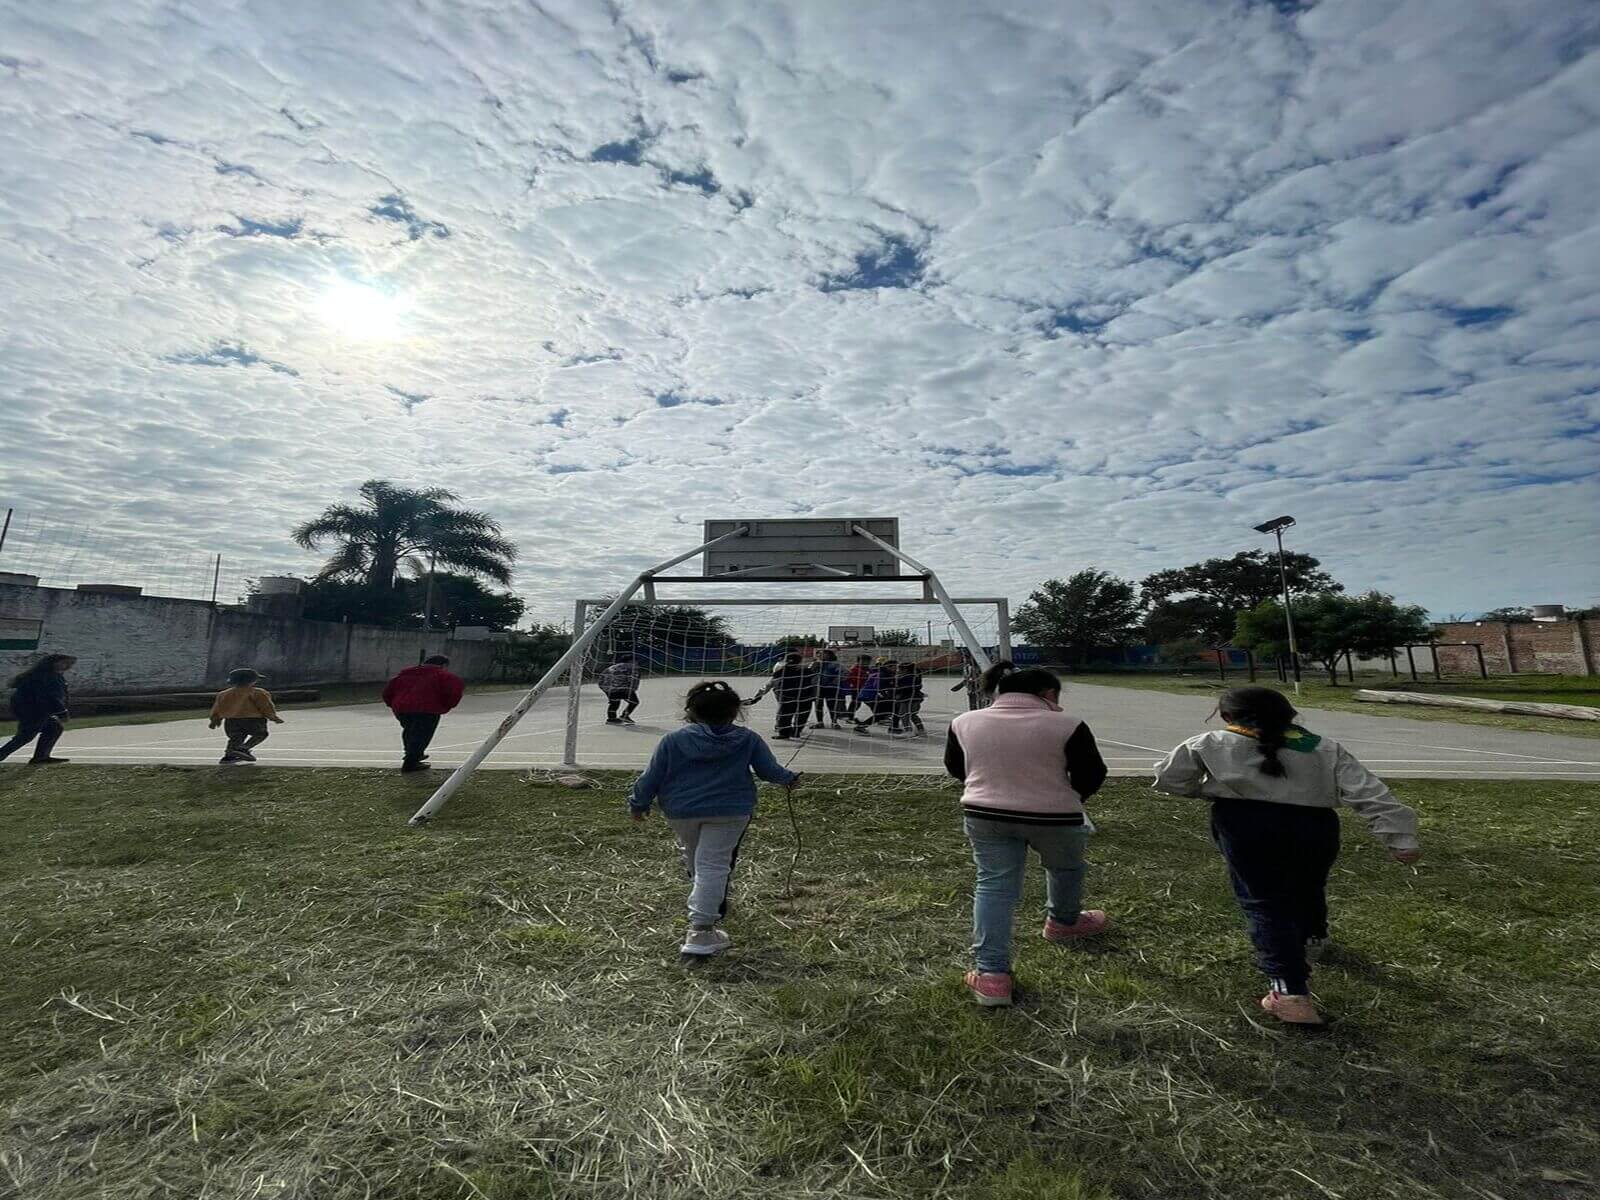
[599, 649, 931, 742]
[627, 661, 1422, 1028]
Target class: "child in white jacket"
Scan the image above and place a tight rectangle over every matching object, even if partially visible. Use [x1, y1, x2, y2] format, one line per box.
[1153, 687, 1421, 1027]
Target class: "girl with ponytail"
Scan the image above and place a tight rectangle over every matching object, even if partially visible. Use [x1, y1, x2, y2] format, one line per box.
[1153, 686, 1422, 1027]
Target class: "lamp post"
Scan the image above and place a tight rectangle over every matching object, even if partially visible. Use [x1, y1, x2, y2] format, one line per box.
[1252, 515, 1302, 697]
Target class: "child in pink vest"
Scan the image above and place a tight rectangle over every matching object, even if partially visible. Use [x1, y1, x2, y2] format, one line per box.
[945, 663, 1109, 1006]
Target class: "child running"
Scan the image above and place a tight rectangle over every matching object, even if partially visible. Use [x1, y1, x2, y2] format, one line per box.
[629, 681, 801, 956]
[946, 663, 1109, 1006]
[209, 668, 285, 764]
[1153, 686, 1422, 1026]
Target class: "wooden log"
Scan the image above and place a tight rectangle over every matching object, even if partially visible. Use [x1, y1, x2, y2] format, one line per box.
[1353, 690, 1600, 721]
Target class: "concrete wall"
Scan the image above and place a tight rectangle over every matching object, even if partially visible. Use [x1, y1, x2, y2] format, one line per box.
[1433, 619, 1598, 676]
[0, 582, 503, 693]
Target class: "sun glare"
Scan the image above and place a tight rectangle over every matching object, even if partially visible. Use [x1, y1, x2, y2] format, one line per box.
[316, 281, 411, 340]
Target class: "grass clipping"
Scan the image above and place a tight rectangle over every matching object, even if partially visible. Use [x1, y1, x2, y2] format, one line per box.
[2, 767, 1599, 1199]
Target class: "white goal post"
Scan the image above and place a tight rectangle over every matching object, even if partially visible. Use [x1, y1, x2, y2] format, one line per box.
[408, 521, 1009, 825]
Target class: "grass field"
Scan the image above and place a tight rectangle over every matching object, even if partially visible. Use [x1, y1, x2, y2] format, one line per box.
[3, 768, 1598, 1200]
[1071, 673, 1600, 740]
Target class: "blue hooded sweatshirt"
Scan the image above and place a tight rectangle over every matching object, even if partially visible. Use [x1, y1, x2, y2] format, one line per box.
[629, 723, 798, 819]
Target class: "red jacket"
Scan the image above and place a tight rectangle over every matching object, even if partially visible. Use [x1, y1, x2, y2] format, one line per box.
[383, 665, 464, 715]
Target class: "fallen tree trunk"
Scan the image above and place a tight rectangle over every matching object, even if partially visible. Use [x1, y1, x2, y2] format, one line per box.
[1354, 690, 1600, 721]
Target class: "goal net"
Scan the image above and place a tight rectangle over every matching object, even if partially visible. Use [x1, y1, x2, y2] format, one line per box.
[562, 598, 1004, 788]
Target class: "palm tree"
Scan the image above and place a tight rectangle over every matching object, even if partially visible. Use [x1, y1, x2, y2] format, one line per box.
[292, 480, 517, 591]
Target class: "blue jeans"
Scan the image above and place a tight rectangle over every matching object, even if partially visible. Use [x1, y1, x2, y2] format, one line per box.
[966, 816, 1089, 974]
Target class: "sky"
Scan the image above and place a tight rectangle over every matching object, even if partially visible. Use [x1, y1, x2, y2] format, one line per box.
[0, 0, 1597, 623]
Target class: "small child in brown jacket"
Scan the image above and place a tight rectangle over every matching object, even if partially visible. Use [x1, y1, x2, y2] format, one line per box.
[209, 668, 284, 764]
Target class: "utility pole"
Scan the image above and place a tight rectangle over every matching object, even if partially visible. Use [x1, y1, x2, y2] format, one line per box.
[1253, 516, 1303, 698]
[419, 550, 438, 664]
[210, 554, 221, 606]
[0, 508, 11, 559]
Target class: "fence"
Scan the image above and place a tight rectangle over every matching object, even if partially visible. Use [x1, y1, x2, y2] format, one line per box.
[0, 505, 253, 604]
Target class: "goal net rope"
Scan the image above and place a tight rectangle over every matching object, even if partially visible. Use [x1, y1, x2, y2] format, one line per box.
[564, 598, 1003, 795]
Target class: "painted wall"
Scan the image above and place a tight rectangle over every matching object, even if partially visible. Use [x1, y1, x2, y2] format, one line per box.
[0, 583, 501, 692]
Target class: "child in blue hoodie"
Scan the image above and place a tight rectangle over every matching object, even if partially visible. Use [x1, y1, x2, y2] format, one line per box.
[630, 681, 802, 956]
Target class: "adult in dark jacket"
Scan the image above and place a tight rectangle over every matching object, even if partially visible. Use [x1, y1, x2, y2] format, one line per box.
[382, 655, 466, 772]
[0, 653, 76, 765]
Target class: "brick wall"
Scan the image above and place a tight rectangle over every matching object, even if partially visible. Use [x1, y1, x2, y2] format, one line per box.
[0, 583, 504, 692]
[1432, 619, 1598, 676]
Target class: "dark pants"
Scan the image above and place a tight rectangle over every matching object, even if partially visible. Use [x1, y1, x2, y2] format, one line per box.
[813, 688, 842, 724]
[606, 689, 639, 719]
[0, 716, 64, 762]
[857, 698, 901, 731]
[397, 712, 441, 765]
[1209, 798, 1339, 995]
[222, 718, 270, 760]
[775, 698, 806, 738]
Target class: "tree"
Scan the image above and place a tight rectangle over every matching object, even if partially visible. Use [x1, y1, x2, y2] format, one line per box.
[1142, 551, 1342, 647]
[1479, 606, 1533, 622]
[417, 571, 525, 631]
[599, 601, 734, 647]
[873, 629, 920, 647]
[493, 624, 572, 681]
[1234, 592, 1432, 685]
[1156, 638, 1210, 669]
[775, 634, 825, 648]
[1012, 570, 1143, 665]
[297, 578, 416, 626]
[292, 480, 517, 591]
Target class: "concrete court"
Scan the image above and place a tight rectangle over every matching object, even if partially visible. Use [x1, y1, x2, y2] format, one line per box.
[20, 676, 1600, 780]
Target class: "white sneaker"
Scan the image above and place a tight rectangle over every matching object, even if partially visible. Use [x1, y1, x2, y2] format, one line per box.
[681, 927, 732, 956]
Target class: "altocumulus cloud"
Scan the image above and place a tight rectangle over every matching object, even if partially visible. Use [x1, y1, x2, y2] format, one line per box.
[0, 0, 1597, 617]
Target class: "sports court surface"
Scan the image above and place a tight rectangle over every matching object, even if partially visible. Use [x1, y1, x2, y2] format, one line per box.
[30, 677, 1600, 780]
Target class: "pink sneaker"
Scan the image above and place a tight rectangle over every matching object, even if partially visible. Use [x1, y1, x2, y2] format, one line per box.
[1042, 910, 1109, 943]
[1260, 992, 1325, 1026]
[964, 970, 1014, 1007]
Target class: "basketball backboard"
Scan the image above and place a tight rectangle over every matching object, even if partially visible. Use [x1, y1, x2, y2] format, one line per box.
[702, 518, 902, 579]
[828, 625, 877, 644]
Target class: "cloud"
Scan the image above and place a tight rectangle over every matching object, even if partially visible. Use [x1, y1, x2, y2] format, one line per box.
[0, 0, 1596, 623]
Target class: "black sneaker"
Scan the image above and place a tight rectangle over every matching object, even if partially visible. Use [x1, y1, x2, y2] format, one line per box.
[606, 718, 622, 725]
[30, 757, 70, 765]
[400, 762, 429, 773]
[620, 715, 636, 724]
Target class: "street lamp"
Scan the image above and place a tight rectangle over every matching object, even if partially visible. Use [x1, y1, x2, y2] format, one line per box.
[1252, 515, 1302, 697]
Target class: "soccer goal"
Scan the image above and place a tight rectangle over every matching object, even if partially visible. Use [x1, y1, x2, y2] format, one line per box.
[408, 519, 1009, 824]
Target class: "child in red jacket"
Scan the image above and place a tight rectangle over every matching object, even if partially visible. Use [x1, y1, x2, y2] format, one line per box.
[382, 655, 465, 772]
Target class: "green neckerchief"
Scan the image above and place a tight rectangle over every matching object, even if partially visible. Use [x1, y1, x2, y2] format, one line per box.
[1224, 723, 1322, 753]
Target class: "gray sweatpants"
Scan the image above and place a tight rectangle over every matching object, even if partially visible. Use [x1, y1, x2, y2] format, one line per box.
[666, 815, 751, 928]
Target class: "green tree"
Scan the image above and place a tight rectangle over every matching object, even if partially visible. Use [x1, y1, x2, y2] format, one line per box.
[1479, 606, 1533, 622]
[873, 629, 920, 647]
[493, 624, 571, 681]
[1012, 570, 1143, 665]
[775, 634, 825, 648]
[297, 578, 415, 626]
[1142, 551, 1342, 647]
[292, 480, 517, 591]
[598, 602, 734, 648]
[1234, 592, 1433, 685]
[416, 571, 525, 631]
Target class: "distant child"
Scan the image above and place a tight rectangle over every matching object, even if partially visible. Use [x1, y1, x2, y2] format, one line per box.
[853, 660, 900, 735]
[841, 655, 872, 720]
[812, 649, 845, 729]
[903, 664, 927, 736]
[209, 668, 285, 764]
[629, 681, 801, 956]
[946, 663, 1109, 1007]
[599, 655, 641, 724]
[1153, 686, 1422, 1027]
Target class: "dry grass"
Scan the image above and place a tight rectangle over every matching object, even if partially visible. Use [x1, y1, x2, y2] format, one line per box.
[3, 767, 1599, 1199]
